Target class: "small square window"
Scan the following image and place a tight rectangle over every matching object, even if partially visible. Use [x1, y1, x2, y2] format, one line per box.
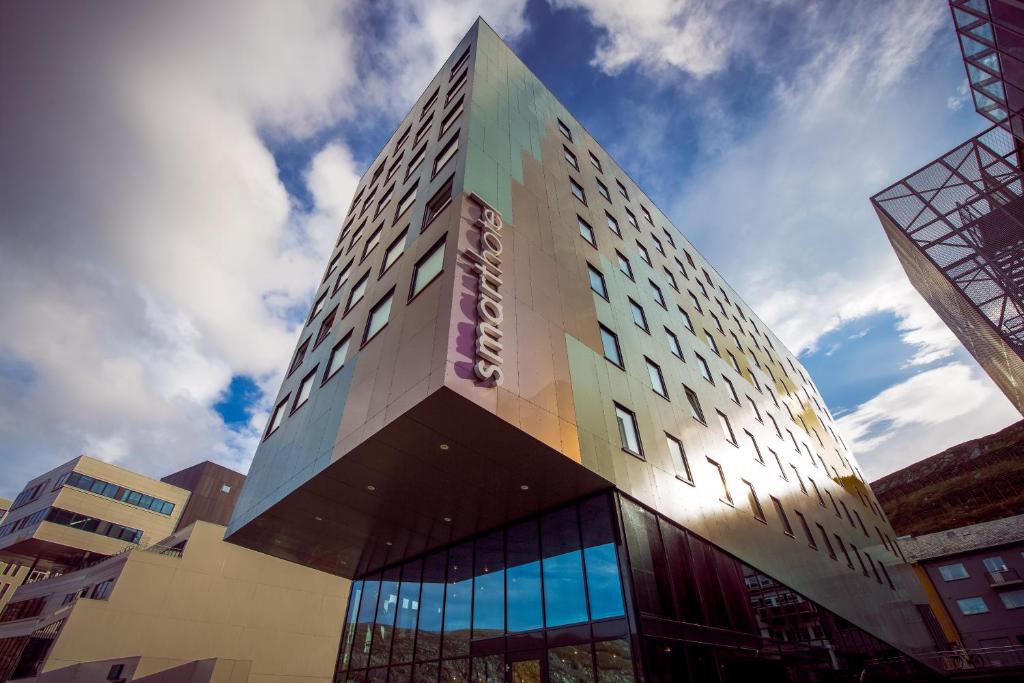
[287, 337, 311, 378]
[588, 264, 608, 299]
[745, 430, 764, 463]
[406, 144, 427, 179]
[361, 225, 383, 261]
[999, 589, 1024, 609]
[640, 205, 653, 223]
[314, 306, 338, 348]
[614, 403, 643, 457]
[446, 69, 468, 104]
[589, 151, 603, 172]
[772, 496, 794, 536]
[439, 97, 464, 139]
[650, 280, 666, 308]
[722, 376, 739, 404]
[600, 324, 623, 368]
[745, 480, 765, 521]
[625, 209, 638, 230]
[679, 307, 694, 333]
[309, 291, 328, 323]
[983, 556, 1008, 572]
[421, 89, 439, 118]
[382, 229, 408, 274]
[637, 242, 651, 265]
[596, 179, 610, 201]
[346, 274, 368, 313]
[415, 116, 434, 146]
[450, 46, 471, 78]
[616, 179, 629, 199]
[957, 597, 989, 615]
[794, 511, 817, 549]
[938, 563, 969, 581]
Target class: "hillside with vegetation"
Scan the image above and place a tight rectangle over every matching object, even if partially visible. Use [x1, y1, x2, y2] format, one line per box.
[870, 419, 1024, 537]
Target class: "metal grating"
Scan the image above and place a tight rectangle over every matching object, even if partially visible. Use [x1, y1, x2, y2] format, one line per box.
[872, 125, 1024, 359]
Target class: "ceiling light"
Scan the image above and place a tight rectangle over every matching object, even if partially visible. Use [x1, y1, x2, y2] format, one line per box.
[439, 443, 450, 451]
[367, 485, 376, 491]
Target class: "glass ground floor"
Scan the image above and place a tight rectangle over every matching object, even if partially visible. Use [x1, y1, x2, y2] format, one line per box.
[334, 492, 939, 682]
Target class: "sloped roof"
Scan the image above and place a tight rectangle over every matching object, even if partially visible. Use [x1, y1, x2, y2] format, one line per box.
[899, 513, 1024, 562]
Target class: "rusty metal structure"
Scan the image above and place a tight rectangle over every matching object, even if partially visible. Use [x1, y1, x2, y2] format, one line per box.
[871, 0, 1024, 415]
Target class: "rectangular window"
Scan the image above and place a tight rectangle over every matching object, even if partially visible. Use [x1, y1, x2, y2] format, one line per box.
[707, 458, 732, 505]
[834, 534, 853, 568]
[748, 396, 762, 422]
[382, 229, 408, 274]
[605, 212, 621, 236]
[625, 208, 638, 229]
[771, 497, 793, 536]
[410, 236, 446, 298]
[596, 178, 610, 201]
[375, 186, 394, 217]
[570, 177, 586, 204]
[695, 353, 713, 383]
[744, 480, 766, 521]
[395, 183, 418, 222]
[666, 434, 692, 483]
[361, 225, 382, 261]
[346, 274, 368, 313]
[446, 69, 467, 104]
[385, 153, 403, 183]
[578, 216, 596, 246]
[563, 146, 579, 169]
[265, 396, 289, 438]
[415, 115, 433, 146]
[439, 96, 464, 138]
[810, 478, 826, 507]
[771, 449, 787, 480]
[629, 298, 649, 332]
[314, 306, 337, 347]
[722, 376, 739, 404]
[705, 331, 720, 356]
[589, 151, 602, 172]
[745, 430, 764, 463]
[791, 465, 807, 494]
[688, 291, 703, 313]
[614, 403, 642, 457]
[641, 205, 653, 223]
[406, 144, 427, 179]
[646, 358, 668, 398]
[292, 367, 318, 413]
[558, 118, 572, 141]
[432, 133, 459, 177]
[957, 597, 989, 615]
[679, 307, 694, 333]
[794, 511, 817, 549]
[938, 563, 969, 581]
[599, 324, 623, 368]
[650, 280, 666, 308]
[664, 267, 678, 291]
[617, 251, 633, 280]
[665, 328, 683, 358]
[394, 126, 411, 151]
[422, 177, 454, 231]
[421, 88, 439, 118]
[717, 410, 737, 445]
[309, 291, 328, 323]
[588, 264, 608, 299]
[637, 241, 651, 265]
[983, 556, 1008, 572]
[363, 289, 395, 344]
[616, 179, 629, 199]
[450, 46, 471, 78]
[768, 414, 782, 439]
[817, 524, 837, 559]
[324, 333, 352, 382]
[999, 589, 1024, 609]
[684, 385, 706, 424]
[288, 336, 310, 377]
[651, 235, 664, 255]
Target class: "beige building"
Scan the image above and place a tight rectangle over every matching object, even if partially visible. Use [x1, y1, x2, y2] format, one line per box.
[0, 457, 190, 572]
[0, 499, 32, 615]
[0, 521, 347, 682]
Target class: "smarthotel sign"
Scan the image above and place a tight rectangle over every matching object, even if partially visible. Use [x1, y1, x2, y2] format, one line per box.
[463, 193, 505, 386]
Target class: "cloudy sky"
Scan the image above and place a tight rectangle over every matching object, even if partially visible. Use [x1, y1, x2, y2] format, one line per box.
[0, 0, 1018, 498]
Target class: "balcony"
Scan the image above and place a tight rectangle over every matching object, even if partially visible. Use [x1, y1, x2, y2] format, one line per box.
[989, 566, 1023, 588]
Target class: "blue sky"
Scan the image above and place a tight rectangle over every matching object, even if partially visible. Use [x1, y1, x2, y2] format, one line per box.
[0, 0, 1019, 499]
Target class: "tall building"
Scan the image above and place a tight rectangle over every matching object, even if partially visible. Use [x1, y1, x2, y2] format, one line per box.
[871, 0, 1024, 415]
[227, 19, 942, 682]
[0, 460, 347, 682]
[0, 499, 33, 616]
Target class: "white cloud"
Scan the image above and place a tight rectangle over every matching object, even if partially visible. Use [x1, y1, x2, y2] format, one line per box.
[839, 362, 1019, 479]
[0, 0, 528, 496]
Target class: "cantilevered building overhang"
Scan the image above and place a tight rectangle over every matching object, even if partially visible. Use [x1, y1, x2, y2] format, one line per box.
[871, 125, 1024, 413]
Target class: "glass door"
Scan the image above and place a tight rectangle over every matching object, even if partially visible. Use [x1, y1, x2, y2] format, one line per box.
[508, 651, 545, 683]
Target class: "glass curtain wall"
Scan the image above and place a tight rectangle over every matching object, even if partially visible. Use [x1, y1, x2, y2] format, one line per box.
[335, 493, 635, 683]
